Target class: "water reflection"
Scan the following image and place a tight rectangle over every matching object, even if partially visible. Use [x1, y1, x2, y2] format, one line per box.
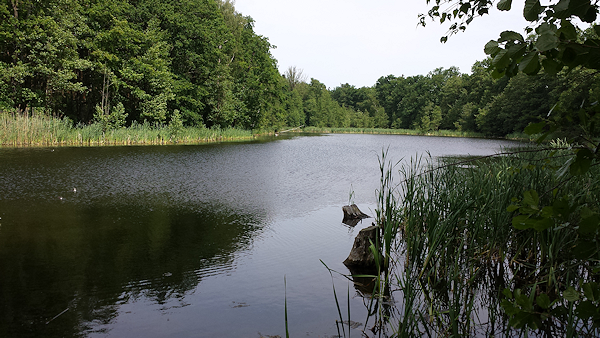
[0, 198, 265, 338]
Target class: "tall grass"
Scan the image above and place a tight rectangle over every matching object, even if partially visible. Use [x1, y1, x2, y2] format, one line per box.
[368, 146, 600, 336]
[301, 126, 486, 138]
[0, 111, 254, 146]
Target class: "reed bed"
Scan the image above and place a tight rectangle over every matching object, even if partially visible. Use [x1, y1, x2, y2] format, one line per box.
[367, 146, 600, 337]
[301, 126, 485, 138]
[0, 112, 254, 146]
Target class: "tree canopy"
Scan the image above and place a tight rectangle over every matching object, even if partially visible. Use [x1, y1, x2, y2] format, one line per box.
[0, 0, 288, 129]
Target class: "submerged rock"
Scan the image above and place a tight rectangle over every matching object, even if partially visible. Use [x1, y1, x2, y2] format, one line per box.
[343, 224, 379, 269]
[342, 204, 370, 226]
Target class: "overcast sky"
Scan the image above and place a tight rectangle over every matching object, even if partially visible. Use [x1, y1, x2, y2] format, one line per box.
[234, 0, 531, 88]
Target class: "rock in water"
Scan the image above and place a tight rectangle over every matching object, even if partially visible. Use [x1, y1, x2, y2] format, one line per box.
[342, 204, 370, 226]
[343, 225, 379, 269]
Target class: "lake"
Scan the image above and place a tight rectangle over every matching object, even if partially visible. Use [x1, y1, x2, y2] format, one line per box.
[0, 133, 521, 337]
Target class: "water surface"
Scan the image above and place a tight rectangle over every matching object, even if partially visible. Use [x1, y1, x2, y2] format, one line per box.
[0, 133, 521, 337]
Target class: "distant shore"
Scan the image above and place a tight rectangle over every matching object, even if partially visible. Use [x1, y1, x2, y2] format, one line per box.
[1, 113, 532, 148]
[297, 126, 534, 141]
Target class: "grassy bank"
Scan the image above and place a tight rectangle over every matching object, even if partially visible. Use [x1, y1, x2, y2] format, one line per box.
[1, 112, 537, 148]
[362, 145, 600, 337]
[300, 126, 486, 138]
[0, 112, 254, 146]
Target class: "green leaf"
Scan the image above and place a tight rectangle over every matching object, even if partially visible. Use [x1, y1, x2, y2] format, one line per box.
[484, 40, 500, 55]
[513, 214, 553, 232]
[523, 190, 539, 208]
[575, 301, 597, 320]
[501, 299, 520, 315]
[552, 305, 568, 317]
[503, 288, 514, 299]
[497, 0, 513, 11]
[516, 292, 532, 309]
[578, 213, 599, 235]
[532, 217, 553, 231]
[519, 52, 541, 74]
[536, 293, 552, 309]
[554, 0, 570, 15]
[542, 58, 564, 75]
[541, 206, 554, 218]
[558, 20, 577, 40]
[581, 206, 595, 219]
[583, 282, 599, 301]
[562, 46, 579, 67]
[581, 4, 597, 23]
[524, 0, 543, 21]
[500, 30, 525, 43]
[512, 215, 530, 229]
[524, 121, 545, 134]
[460, 2, 471, 13]
[536, 22, 557, 35]
[520, 206, 538, 215]
[536, 33, 560, 52]
[563, 286, 580, 302]
[507, 204, 520, 212]
[492, 49, 511, 70]
[507, 43, 527, 58]
[569, 148, 593, 175]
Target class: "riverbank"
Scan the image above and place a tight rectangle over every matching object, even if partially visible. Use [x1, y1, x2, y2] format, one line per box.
[298, 126, 536, 141]
[1, 112, 535, 147]
[0, 112, 254, 147]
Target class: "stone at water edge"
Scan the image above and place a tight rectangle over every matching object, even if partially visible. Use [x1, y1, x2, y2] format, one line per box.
[342, 204, 370, 226]
[343, 224, 378, 269]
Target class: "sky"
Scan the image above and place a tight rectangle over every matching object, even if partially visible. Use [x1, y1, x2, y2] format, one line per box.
[233, 0, 531, 88]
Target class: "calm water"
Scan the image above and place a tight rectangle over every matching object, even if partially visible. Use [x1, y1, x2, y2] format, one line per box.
[0, 133, 521, 337]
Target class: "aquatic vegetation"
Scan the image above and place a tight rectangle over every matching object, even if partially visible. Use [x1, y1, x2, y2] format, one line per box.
[300, 126, 485, 138]
[0, 111, 254, 146]
[350, 147, 600, 336]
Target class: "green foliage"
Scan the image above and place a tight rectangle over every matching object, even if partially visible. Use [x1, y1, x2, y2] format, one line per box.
[94, 102, 128, 131]
[379, 147, 600, 335]
[0, 0, 291, 130]
[0, 111, 252, 146]
[420, 1, 600, 333]
[168, 109, 184, 138]
[413, 101, 442, 133]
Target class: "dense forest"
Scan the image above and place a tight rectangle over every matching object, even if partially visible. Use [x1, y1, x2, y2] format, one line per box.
[1, 0, 599, 138]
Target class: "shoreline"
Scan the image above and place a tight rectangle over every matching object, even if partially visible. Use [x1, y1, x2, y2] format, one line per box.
[1, 114, 534, 148]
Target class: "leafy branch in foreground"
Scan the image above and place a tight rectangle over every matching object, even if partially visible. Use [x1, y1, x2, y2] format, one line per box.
[386, 147, 600, 335]
[421, 1, 600, 332]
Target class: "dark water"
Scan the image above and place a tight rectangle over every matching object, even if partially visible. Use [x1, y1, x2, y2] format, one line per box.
[0, 133, 521, 337]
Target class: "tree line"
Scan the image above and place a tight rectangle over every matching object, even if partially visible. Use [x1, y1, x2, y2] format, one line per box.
[1, 0, 598, 138]
[0, 0, 284, 130]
